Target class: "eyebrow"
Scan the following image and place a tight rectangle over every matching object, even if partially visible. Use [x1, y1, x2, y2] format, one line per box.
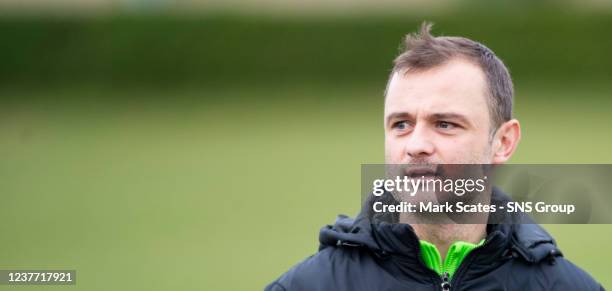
[385, 112, 471, 127]
[430, 113, 471, 125]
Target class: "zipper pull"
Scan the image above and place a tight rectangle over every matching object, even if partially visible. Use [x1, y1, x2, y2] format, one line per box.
[440, 272, 451, 291]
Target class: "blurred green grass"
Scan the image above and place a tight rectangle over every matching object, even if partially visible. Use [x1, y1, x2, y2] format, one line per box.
[0, 82, 611, 290]
[1, 8, 611, 90]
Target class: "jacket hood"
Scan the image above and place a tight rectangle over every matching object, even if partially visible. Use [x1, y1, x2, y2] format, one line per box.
[319, 189, 562, 264]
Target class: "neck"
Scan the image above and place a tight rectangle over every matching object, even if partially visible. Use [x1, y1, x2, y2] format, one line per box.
[411, 223, 486, 260]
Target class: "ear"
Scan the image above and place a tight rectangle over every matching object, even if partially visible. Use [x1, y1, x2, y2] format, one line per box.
[492, 119, 521, 164]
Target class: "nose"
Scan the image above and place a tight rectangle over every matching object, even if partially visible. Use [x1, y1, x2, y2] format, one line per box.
[404, 124, 435, 159]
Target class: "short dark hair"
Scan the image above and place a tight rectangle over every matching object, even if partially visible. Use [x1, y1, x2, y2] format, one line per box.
[386, 22, 514, 131]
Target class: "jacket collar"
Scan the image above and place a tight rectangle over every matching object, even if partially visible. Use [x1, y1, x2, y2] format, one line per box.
[319, 188, 561, 264]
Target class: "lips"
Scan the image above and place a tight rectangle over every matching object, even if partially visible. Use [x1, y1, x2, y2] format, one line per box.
[404, 165, 439, 178]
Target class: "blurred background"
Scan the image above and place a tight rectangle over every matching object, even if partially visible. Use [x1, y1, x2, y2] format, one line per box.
[0, 0, 611, 290]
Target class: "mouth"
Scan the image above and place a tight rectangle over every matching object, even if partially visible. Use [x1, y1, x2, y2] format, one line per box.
[403, 165, 439, 179]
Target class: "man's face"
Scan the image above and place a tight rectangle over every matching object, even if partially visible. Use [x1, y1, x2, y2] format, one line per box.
[384, 58, 494, 165]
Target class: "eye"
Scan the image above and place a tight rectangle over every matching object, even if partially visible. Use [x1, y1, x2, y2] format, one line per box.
[436, 121, 457, 129]
[392, 121, 410, 130]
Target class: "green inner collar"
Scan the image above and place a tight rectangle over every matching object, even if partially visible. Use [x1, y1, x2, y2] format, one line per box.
[419, 239, 485, 279]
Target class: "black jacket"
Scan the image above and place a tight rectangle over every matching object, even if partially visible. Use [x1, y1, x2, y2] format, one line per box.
[266, 190, 603, 290]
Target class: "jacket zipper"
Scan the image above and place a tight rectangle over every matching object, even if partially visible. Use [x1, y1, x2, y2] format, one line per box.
[446, 237, 494, 289]
[440, 250, 453, 290]
[412, 239, 452, 291]
[440, 272, 451, 290]
[410, 230, 488, 291]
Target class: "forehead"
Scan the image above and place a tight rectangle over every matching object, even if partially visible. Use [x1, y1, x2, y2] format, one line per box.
[385, 58, 490, 120]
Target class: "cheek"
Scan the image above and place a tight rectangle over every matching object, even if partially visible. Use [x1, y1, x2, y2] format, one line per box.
[437, 135, 490, 162]
[384, 136, 403, 162]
